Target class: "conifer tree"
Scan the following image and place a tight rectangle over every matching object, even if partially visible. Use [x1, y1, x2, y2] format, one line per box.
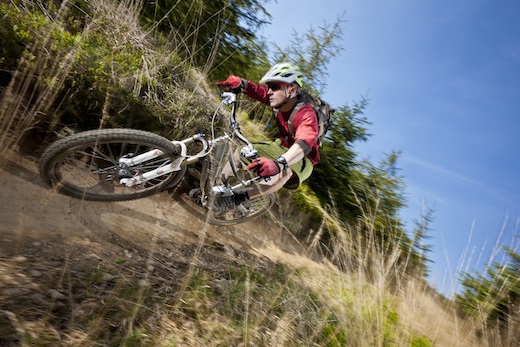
[457, 245, 520, 330]
[140, 0, 270, 79]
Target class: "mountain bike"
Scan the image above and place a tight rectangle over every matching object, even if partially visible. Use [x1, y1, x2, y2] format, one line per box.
[39, 91, 275, 226]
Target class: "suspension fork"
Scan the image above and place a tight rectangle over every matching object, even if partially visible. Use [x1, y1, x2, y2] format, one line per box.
[118, 134, 209, 187]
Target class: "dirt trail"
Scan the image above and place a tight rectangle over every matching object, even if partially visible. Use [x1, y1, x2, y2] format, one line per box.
[1, 145, 330, 257]
[0, 147, 331, 300]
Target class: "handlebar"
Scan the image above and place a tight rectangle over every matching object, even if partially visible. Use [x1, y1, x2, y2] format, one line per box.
[218, 90, 259, 186]
[219, 91, 253, 149]
[221, 91, 237, 104]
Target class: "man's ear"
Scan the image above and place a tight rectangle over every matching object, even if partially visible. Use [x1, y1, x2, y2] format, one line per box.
[288, 85, 298, 98]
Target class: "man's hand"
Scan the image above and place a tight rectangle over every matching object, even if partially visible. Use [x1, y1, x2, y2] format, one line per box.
[215, 75, 246, 93]
[246, 157, 281, 178]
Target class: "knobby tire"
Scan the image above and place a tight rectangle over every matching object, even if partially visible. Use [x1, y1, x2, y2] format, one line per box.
[39, 129, 186, 202]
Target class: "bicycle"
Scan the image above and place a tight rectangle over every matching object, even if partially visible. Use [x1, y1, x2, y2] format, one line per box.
[39, 91, 275, 226]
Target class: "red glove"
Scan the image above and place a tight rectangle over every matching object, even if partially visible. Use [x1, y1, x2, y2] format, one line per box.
[215, 75, 245, 93]
[246, 157, 281, 178]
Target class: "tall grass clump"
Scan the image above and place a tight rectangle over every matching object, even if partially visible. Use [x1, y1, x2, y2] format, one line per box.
[269, 179, 488, 347]
[0, 0, 219, 161]
[0, 0, 83, 154]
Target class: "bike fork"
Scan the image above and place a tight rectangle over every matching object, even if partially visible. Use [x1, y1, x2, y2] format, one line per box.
[118, 135, 207, 187]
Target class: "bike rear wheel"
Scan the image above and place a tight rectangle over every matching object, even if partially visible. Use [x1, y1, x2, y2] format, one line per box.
[207, 193, 275, 226]
[39, 129, 186, 202]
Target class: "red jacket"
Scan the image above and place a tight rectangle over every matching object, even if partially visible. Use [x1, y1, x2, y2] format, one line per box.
[244, 81, 321, 165]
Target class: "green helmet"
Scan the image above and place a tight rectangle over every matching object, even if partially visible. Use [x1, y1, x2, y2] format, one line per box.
[259, 62, 303, 88]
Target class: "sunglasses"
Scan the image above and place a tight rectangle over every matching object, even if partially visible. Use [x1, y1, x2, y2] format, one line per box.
[267, 83, 290, 91]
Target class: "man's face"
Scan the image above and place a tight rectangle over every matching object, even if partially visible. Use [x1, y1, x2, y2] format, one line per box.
[266, 83, 294, 108]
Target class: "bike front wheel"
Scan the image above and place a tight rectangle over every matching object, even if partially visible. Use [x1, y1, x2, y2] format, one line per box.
[207, 193, 275, 226]
[39, 129, 187, 202]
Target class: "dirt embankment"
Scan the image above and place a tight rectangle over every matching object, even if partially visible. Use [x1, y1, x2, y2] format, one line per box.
[0, 147, 329, 344]
[1, 148, 476, 347]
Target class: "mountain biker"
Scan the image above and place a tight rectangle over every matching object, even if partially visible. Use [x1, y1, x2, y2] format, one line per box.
[214, 62, 320, 209]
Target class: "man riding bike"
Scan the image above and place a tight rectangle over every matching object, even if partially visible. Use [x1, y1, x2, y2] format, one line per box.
[214, 62, 320, 209]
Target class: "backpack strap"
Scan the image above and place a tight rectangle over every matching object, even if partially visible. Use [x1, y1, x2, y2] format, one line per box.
[266, 111, 275, 130]
[287, 102, 305, 137]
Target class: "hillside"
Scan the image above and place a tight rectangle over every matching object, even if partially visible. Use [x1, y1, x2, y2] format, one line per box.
[0, 143, 481, 346]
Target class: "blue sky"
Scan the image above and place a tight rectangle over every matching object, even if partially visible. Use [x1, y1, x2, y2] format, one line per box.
[260, 0, 520, 296]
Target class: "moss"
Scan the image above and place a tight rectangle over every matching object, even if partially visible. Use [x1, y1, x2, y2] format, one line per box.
[411, 335, 433, 347]
[320, 317, 348, 347]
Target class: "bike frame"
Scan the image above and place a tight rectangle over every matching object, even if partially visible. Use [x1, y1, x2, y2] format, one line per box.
[118, 92, 260, 196]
